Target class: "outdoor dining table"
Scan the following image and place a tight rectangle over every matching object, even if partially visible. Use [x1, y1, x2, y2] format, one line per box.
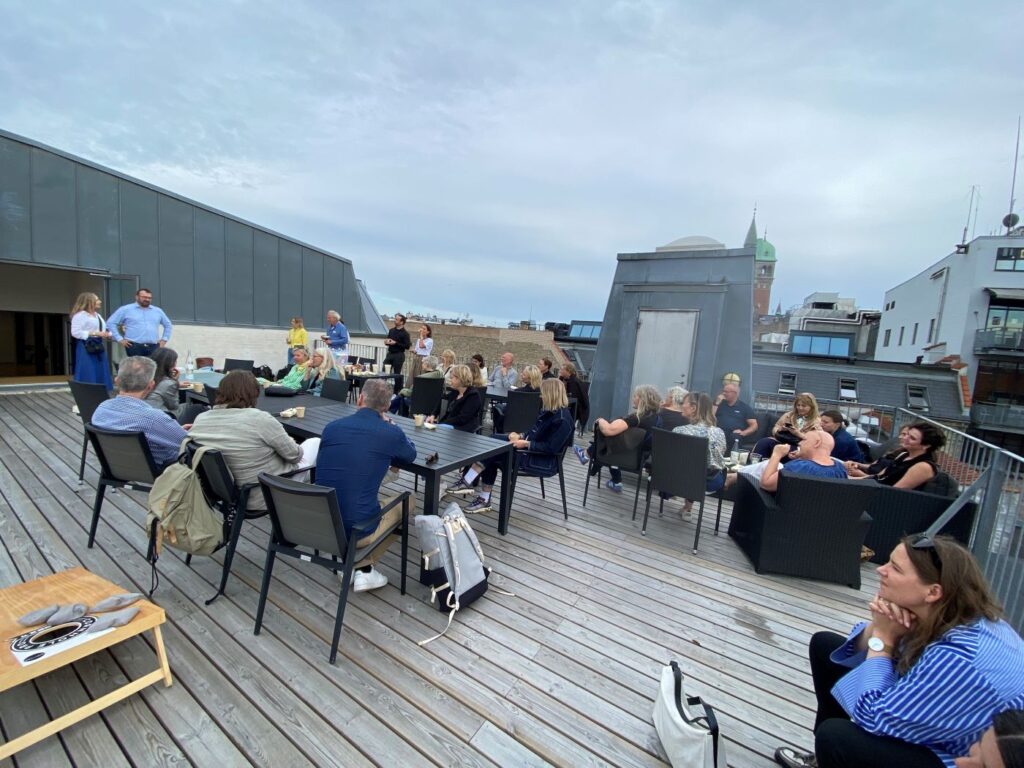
[346, 371, 402, 400]
[278, 402, 515, 534]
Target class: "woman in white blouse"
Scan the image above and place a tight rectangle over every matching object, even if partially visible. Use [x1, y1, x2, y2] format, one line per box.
[69, 292, 113, 390]
[411, 323, 434, 379]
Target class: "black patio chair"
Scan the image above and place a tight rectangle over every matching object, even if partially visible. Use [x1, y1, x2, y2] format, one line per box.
[409, 375, 444, 418]
[85, 425, 163, 548]
[320, 377, 350, 402]
[187, 444, 260, 606]
[203, 383, 219, 404]
[582, 428, 646, 521]
[503, 390, 542, 435]
[642, 429, 711, 552]
[223, 358, 254, 373]
[254, 473, 410, 664]
[69, 380, 111, 484]
[509, 429, 574, 520]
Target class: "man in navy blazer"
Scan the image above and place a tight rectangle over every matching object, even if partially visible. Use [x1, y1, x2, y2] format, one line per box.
[820, 410, 865, 463]
[316, 378, 417, 592]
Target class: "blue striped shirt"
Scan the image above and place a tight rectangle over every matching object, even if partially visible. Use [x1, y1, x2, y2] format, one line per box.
[107, 302, 173, 343]
[831, 618, 1024, 767]
[91, 396, 188, 467]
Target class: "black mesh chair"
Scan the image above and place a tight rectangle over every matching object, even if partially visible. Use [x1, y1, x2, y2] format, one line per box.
[409, 375, 444, 418]
[69, 381, 112, 483]
[642, 429, 710, 551]
[255, 473, 410, 664]
[320, 377, 350, 402]
[189, 445, 260, 605]
[509, 429, 574, 520]
[582, 428, 647, 520]
[503, 390, 542, 435]
[222, 358, 254, 373]
[85, 425, 163, 548]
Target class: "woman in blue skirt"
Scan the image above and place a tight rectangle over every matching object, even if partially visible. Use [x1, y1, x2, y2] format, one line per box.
[70, 292, 113, 390]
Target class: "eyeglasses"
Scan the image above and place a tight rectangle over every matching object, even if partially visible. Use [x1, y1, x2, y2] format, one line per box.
[910, 534, 943, 574]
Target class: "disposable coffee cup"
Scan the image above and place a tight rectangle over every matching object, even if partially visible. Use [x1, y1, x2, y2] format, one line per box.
[192, 382, 203, 391]
[295, 406, 305, 418]
[371, 363, 379, 373]
[414, 414, 425, 426]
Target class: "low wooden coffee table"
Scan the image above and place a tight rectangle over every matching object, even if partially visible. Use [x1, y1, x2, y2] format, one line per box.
[0, 567, 172, 758]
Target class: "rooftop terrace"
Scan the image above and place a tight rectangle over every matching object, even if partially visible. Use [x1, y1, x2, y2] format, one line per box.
[0, 391, 881, 767]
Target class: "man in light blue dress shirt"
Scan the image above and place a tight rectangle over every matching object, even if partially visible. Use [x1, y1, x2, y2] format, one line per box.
[107, 288, 173, 357]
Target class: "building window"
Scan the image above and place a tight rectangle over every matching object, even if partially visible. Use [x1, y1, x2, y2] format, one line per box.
[778, 372, 797, 396]
[912, 322, 918, 344]
[898, 326, 905, 345]
[907, 384, 930, 412]
[884, 329, 891, 347]
[839, 377, 858, 402]
[790, 332, 852, 358]
[928, 318, 935, 343]
[995, 247, 1024, 271]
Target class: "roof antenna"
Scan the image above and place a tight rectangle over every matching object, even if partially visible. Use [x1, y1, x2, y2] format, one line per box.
[1004, 116, 1021, 234]
[961, 185, 978, 246]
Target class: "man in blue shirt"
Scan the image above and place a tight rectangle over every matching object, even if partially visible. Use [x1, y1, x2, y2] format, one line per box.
[761, 431, 847, 492]
[107, 288, 173, 357]
[91, 356, 188, 467]
[315, 378, 417, 592]
[712, 382, 758, 443]
[320, 309, 349, 365]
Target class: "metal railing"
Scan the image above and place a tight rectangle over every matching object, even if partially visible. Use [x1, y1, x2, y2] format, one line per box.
[974, 328, 1024, 354]
[971, 402, 1024, 430]
[891, 409, 1024, 632]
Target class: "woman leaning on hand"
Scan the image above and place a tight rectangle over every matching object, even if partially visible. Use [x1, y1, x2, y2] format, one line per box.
[774, 535, 1024, 768]
[69, 291, 113, 390]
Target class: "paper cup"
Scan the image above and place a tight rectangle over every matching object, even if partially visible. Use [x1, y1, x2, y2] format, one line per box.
[370, 363, 379, 373]
[192, 382, 203, 391]
[295, 406, 305, 418]
[414, 414, 425, 426]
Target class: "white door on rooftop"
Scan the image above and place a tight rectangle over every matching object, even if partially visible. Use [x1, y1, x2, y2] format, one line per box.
[631, 309, 698, 396]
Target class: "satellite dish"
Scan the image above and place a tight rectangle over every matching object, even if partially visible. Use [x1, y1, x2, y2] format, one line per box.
[1005, 213, 1021, 228]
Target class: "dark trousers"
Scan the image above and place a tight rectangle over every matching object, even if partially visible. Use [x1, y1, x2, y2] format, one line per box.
[809, 632, 942, 768]
[125, 342, 158, 357]
[384, 351, 405, 374]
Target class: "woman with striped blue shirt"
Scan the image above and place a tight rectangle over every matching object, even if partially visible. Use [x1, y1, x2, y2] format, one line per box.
[775, 535, 1024, 768]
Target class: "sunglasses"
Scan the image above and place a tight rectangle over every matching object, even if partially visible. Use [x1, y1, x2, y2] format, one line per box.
[910, 534, 943, 574]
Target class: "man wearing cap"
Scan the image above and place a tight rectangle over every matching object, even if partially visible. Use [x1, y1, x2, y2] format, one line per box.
[713, 381, 758, 441]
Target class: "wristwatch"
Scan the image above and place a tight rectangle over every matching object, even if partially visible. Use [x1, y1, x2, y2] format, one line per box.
[867, 636, 894, 654]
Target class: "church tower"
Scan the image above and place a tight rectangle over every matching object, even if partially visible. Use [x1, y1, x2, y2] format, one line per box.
[745, 213, 776, 317]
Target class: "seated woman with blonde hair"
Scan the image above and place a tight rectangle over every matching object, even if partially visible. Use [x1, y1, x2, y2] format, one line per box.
[753, 391, 822, 458]
[517, 365, 542, 393]
[303, 347, 343, 395]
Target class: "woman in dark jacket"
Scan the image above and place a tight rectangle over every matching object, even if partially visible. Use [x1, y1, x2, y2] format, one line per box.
[430, 364, 482, 432]
[446, 378, 574, 513]
[559, 362, 589, 429]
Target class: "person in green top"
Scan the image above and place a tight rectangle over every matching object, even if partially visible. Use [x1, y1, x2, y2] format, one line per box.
[277, 347, 311, 389]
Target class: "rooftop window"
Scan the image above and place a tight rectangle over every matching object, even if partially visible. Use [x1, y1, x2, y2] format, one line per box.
[778, 372, 797, 396]
[839, 377, 858, 402]
[907, 384, 930, 412]
[790, 332, 852, 358]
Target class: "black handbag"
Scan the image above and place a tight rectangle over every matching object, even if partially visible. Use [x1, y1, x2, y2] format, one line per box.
[84, 337, 105, 355]
[264, 385, 297, 397]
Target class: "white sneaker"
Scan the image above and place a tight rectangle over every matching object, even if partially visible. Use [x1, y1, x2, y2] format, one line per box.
[71, 405, 80, 415]
[351, 567, 388, 592]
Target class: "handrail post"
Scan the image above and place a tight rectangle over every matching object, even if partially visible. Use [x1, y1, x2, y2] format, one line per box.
[973, 451, 1008, 571]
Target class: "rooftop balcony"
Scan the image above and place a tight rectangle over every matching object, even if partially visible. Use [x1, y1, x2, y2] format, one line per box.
[974, 328, 1024, 355]
[971, 401, 1024, 430]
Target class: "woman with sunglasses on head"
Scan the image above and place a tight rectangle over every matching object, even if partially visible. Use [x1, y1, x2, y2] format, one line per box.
[775, 535, 1024, 768]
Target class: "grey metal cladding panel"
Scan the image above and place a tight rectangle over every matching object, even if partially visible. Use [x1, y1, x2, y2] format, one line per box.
[342, 263, 363, 329]
[252, 230, 278, 325]
[76, 166, 120, 271]
[194, 209, 226, 323]
[158, 196, 195, 320]
[120, 182, 159, 291]
[323, 257, 348, 324]
[225, 220, 254, 324]
[277, 240, 302, 326]
[301, 248, 324, 326]
[30, 149, 76, 266]
[0, 137, 31, 262]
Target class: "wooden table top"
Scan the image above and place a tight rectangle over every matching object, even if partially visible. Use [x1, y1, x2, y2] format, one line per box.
[0, 568, 165, 690]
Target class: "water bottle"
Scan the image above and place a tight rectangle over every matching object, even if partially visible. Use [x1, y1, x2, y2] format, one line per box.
[731, 438, 741, 465]
[184, 349, 195, 381]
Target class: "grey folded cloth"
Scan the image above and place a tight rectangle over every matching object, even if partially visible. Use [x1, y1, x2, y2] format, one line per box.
[48, 603, 88, 624]
[90, 593, 143, 613]
[17, 604, 60, 627]
[86, 606, 140, 633]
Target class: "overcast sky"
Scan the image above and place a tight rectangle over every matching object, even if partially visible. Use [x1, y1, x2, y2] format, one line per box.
[2, 1, 1022, 326]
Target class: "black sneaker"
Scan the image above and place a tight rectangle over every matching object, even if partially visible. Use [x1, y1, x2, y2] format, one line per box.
[774, 746, 817, 768]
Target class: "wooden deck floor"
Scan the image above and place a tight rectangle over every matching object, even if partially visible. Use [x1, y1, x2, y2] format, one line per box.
[0, 391, 880, 767]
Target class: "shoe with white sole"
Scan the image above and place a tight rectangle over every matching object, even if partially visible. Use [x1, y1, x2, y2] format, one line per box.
[605, 480, 623, 493]
[351, 567, 388, 592]
[774, 746, 816, 768]
[465, 496, 492, 514]
[573, 446, 588, 465]
[445, 479, 476, 496]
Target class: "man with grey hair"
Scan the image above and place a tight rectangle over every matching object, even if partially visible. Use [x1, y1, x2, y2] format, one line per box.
[321, 310, 349, 365]
[315, 378, 417, 592]
[90, 356, 188, 467]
